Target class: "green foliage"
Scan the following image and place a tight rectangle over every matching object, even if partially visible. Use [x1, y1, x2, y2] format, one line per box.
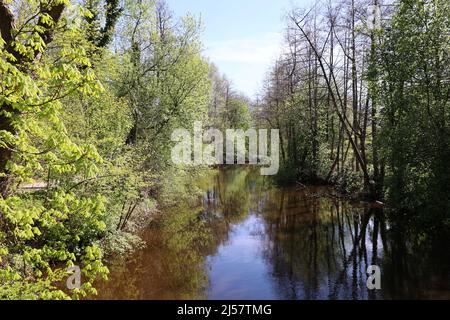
[0, 0, 112, 299]
[0, 0, 214, 299]
[258, 0, 450, 229]
[84, 0, 123, 48]
[208, 65, 252, 131]
[380, 0, 450, 218]
[99, 230, 145, 258]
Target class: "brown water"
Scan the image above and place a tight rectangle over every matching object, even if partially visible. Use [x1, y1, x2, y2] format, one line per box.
[95, 168, 450, 300]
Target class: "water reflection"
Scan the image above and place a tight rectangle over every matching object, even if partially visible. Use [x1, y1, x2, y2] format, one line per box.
[95, 168, 449, 300]
[260, 190, 387, 300]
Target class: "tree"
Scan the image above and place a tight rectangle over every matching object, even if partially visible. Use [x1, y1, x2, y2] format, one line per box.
[0, 0, 109, 299]
[380, 0, 450, 216]
[0, 0, 66, 197]
[84, 0, 122, 48]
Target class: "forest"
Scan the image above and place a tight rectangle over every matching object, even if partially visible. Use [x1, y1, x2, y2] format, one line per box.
[0, 0, 449, 300]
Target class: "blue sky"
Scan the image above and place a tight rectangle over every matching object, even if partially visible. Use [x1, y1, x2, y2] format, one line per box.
[166, 0, 313, 98]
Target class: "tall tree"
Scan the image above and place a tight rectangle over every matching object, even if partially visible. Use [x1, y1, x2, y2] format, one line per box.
[0, 0, 66, 198]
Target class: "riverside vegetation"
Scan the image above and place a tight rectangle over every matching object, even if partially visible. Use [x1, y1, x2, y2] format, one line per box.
[0, 0, 449, 299]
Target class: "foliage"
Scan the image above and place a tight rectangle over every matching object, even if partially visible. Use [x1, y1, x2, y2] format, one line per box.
[258, 0, 450, 222]
[0, 0, 214, 299]
[1, 0, 448, 300]
[379, 0, 450, 219]
[0, 0, 109, 299]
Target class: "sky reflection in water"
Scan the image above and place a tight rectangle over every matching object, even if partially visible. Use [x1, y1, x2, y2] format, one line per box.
[95, 168, 449, 300]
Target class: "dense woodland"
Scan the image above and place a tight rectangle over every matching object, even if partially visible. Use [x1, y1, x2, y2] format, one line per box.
[256, 0, 449, 220]
[0, 0, 448, 299]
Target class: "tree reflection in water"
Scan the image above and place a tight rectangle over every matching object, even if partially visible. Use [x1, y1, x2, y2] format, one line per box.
[95, 168, 449, 300]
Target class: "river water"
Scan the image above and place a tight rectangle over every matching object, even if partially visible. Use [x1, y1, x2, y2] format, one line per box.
[95, 168, 449, 300]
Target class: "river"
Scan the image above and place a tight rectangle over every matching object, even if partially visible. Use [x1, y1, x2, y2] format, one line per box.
[94, 168, 449, 300]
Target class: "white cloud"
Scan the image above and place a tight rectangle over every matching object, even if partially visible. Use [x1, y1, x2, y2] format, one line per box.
[204, 32, 283, 97]
[206, 32, 282, 64]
